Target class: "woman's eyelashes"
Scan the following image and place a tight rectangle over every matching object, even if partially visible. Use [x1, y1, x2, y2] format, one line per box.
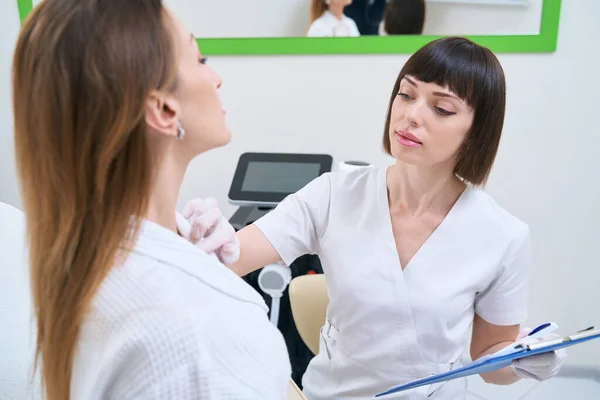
[398, 92, 457, 116]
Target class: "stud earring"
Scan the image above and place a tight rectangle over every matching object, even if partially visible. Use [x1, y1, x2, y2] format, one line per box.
[177, 121, 185, 140]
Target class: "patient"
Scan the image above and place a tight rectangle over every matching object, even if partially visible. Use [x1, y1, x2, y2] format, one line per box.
[12, 0, 290, 399]
[308, 0, 360, 37]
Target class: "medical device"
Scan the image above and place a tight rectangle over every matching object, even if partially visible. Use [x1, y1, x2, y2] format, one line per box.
[228, 152, 333, 208]
[258, 263, 292, 327]
[227, 152, 332, 326]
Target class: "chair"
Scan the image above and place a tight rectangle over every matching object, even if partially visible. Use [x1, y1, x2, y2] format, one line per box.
[288, 274, 330, 356]
[0, 202, 40, 399]
[287, 378, 307, 400]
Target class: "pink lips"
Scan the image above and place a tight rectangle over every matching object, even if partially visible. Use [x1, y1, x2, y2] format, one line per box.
[395, 130, 422, 148]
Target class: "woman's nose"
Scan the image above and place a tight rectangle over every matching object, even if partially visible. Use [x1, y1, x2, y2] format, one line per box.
[209, 67, 222, 89]
[405, 101, 424, 127]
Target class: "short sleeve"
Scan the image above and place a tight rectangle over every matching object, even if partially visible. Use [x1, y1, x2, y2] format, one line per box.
[100, 311, 211, 399]
[253, 173, 332, 266]
[475, 227, 532, 326]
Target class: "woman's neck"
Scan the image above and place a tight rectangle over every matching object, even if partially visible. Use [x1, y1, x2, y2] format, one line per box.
[146, 152, 188, 234]
[386, 161, 466, 215]
[327, 5, 345, 20]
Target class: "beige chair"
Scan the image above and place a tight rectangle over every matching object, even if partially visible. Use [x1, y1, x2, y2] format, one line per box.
[288, 274, 329, 356]
[287, 379, 307, 400]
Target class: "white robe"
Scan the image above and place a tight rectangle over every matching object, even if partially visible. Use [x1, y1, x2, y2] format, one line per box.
[307, 11, 360, 37]
[71, 219, 291, 399]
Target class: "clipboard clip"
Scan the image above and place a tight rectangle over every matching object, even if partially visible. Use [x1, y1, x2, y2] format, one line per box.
[526, 326, 599, 351]
[577, 326, 596, 333]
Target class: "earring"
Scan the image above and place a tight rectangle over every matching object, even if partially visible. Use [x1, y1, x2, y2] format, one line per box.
[177, 121, 185, 140]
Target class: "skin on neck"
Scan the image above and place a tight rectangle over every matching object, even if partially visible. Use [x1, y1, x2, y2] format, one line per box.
[386, 159, 466, 216]
[146, 142, 190, 234]
[327, 4, 345, 19]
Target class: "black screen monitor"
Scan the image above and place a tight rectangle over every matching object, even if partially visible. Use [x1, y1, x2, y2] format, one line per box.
[228, 152, 333, 207]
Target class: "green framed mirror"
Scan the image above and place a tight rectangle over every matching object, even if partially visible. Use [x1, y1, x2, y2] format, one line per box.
[18, 0, 561, 54]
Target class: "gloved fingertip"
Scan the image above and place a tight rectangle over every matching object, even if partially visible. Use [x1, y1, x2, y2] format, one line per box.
[183, 204, 192, 218]
[192, 225, 202, 242]
[219, 253, 240, 265]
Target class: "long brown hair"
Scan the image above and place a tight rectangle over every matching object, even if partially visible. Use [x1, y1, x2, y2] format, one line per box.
[12, 1, 178, 399]
[310, 0, 329, 23]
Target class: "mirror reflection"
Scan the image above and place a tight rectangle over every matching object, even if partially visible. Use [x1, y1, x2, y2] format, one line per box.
[166, 0, 542, 39]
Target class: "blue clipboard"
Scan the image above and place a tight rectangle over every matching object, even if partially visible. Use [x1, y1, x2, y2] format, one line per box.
[375, 326, 600, 398]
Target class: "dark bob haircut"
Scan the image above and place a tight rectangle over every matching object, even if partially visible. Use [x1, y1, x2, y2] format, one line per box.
[383, 36, 506, 186]
[383, 0, 426, 35]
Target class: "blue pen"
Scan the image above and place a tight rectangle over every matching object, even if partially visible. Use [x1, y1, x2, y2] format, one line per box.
[522, 322, 559, 342]
[529, 322, 553, 335]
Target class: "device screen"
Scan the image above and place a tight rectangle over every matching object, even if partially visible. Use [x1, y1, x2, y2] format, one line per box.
[241, 161, 321, 194]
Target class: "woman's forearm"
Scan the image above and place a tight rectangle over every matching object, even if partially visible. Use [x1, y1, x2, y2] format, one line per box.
[476, 341, 521, 385]
[228, 225, 281, 276]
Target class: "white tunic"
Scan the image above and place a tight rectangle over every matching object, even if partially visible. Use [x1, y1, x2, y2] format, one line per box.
[307, 11, 360, 37]
[254, 167, 531, 399]
[71, 219, 291, 399]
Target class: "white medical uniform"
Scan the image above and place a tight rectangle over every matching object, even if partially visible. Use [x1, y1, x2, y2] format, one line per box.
[71, 219, 291, 399]
[307, 11, 360, 37]
[254, 167, 531, 399]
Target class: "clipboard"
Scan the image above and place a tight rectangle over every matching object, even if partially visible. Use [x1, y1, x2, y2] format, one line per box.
[375, 326, 600, 398]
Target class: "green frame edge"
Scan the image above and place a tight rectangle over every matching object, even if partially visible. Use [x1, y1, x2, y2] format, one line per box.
[17, 0, 561, 55]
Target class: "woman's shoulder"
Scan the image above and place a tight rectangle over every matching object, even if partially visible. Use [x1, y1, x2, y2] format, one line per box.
[307, 15, 330, 36]
[297, 166, 379, 202]
[78, 263, 223, 374]
[75, 253, 289, 398]
[83, 255, 202, 334]
[342, 15, 360, 35]
[467, 188, 529, 241]
[72, 296, 213, 397]
[313, 167, 383, 213]
[329, 165, 381, 192]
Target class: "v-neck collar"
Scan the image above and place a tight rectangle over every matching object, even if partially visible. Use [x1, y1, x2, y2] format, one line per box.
[377, 167, 472, 272]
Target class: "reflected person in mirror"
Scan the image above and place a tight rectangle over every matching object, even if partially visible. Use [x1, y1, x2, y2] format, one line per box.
[380, 0, 426, 35]
[308, 0, 360, 37]
[182, 37, 566, 399]
[344, 0, 388, 35]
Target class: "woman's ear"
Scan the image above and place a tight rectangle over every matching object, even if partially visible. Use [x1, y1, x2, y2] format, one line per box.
[144, 91, 181, 138]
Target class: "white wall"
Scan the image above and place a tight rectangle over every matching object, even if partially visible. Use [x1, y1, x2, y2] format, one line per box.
[166, 0, 541, 38]
[0, 0, 21, 209]
[424, 0, 542, 35]
[0, 203, 40, 400]
[167, 0, 310, 38]
[1, 0, 598, 371]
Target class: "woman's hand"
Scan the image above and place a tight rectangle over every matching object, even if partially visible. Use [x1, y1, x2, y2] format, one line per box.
[512, 328, 567, 381]
[178, 198, 240, 265]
